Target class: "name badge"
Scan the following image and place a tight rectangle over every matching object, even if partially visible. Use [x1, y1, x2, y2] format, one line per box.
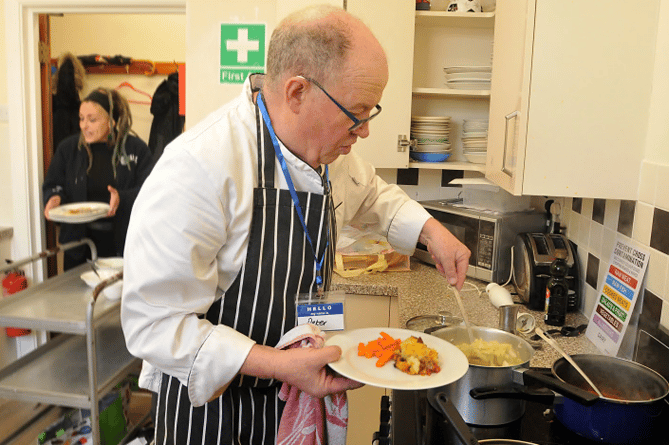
[296, 304, 344, 333]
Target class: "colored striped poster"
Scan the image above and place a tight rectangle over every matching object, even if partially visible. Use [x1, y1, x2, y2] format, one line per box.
[585, 236, 649, 356]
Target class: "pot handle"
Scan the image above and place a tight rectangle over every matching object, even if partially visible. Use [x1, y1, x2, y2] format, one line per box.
[431, 392, 480, 445]
[520, 368, 599, 406]
[470, 383, 555, 404]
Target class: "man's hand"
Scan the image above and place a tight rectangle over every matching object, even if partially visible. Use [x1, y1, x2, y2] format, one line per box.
[240, 344, 363, 398]
[418, 217, 471, 289]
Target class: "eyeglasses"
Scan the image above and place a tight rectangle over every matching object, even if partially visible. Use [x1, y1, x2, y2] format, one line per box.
[298, 76, 382, 132]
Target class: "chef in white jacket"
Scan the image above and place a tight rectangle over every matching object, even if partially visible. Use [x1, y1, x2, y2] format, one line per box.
[121, 5, 470, 444]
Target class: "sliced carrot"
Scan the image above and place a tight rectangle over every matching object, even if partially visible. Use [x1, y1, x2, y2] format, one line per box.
[358, 332, 402, 367]
[375, 348, 395, 367]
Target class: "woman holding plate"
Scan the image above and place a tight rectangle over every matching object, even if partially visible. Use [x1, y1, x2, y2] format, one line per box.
[43, 87, 154, 270]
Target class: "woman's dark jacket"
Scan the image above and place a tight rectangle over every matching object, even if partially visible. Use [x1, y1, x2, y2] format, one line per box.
[43, 133, 154, 255]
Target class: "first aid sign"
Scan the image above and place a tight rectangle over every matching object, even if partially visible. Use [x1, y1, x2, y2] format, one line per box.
[220, 24, 265, 84]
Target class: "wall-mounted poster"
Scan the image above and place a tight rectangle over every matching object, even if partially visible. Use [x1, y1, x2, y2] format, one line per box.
[585, 235, 649, 356]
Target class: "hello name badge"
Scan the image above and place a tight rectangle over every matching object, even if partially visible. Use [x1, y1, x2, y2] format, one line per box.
[296, 291, 345, 331]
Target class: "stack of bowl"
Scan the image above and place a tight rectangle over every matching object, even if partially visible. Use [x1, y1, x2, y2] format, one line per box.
[410, 116, 452, 162]
[461, 119, 488, 164]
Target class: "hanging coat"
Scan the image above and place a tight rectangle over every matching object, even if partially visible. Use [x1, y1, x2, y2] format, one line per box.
[148, 71, 184, 162]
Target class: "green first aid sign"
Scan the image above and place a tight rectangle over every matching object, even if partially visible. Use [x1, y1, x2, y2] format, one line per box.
[220, 23, 266, 84]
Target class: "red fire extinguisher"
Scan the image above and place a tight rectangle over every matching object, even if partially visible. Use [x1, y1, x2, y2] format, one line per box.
[2, 270, 31, 337]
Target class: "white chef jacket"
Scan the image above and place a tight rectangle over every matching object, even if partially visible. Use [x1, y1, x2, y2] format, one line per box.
[121, 76, 431, 407]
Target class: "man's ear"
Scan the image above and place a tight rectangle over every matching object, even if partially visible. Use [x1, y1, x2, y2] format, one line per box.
[284, 77, 309, 114]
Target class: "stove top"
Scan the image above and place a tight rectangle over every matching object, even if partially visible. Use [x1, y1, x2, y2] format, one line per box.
[384, 389, 667, 445]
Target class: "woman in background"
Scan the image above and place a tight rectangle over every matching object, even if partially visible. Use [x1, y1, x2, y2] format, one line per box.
[43, 87, 154, 270]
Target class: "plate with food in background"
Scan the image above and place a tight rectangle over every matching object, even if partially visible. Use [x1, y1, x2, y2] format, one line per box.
[48, 202, 110, 224]
[325, 327, 468, 390]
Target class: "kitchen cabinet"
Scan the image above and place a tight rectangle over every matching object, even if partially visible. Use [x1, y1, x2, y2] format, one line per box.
[0, 243, 141, 445]
[486, 0, 659, 199]
[348, 0, 492, 172]
[341, 293, 398, 445]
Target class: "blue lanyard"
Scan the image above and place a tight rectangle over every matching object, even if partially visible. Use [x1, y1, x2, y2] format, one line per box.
[257, 93, 330, 289]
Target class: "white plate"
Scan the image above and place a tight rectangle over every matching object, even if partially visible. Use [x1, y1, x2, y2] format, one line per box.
[49, 202, 110, 223]
[411, 116, 451, 122]
[412, 143, 452, 152]
[412, 124, 451, 130]
[446, 72, 492, 80]
[462, 146, 488, 152]
[446, 78, 492, 83]
[325, 327, 469, 390]
[464, 152, 487, 164]
[443, 66, 492, 74]
[95, 257, 123, 271]
[462, 131, 488, 138]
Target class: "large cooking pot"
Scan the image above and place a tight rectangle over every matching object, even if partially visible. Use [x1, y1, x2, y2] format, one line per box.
[551, 354, 668, 443]
[428, 326, 536, 425]
[472, 353, 669, 444]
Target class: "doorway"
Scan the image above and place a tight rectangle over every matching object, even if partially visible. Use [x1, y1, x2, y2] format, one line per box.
[6, 0, 186, 282]
[43, 13, 186, 274]
[3, 2, 185, 440]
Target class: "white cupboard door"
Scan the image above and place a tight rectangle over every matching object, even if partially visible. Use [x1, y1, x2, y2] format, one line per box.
[487, 0, 658, 199]
[521, 0, 656, 199]
[485, 0, 533, 195]
[347, 0, 415, 168]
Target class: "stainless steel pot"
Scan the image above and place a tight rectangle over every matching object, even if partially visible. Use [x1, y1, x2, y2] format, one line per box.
[428, 326, 535, 425]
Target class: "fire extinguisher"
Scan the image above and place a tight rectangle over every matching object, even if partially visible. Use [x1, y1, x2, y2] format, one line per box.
[2, 268, 31, 337]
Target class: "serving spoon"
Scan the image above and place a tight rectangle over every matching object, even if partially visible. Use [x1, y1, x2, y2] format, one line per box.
[534, 326, 605, 398]
[452, 285, 474, 343]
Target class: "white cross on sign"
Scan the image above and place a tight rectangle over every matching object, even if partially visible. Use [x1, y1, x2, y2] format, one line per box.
[226, 28, 259, 64]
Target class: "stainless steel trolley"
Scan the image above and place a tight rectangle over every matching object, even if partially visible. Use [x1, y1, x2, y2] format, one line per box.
[0, 239, 143, 444]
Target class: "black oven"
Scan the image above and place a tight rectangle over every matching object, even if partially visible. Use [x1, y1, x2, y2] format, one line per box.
[375, 383, 668, 445]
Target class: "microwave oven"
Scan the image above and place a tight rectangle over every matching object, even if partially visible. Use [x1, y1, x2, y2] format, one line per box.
[414, 200, 548, 283]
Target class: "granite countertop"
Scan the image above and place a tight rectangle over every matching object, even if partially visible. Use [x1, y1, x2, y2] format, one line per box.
[332, 258, 599, 368]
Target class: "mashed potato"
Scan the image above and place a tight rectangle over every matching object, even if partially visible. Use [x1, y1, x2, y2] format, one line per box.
[456, 338, 523, 367]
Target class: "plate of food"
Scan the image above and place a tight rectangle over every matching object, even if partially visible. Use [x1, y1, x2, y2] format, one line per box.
[325, 327, 469, 390]
[48, 202, 110, 223]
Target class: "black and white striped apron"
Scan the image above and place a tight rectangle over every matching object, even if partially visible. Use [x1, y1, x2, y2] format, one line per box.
[153, 89, 335, 445]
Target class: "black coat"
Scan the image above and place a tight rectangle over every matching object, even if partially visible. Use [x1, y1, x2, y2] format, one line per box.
[43, 133, 154, 256]
[148, 72, 184, 162]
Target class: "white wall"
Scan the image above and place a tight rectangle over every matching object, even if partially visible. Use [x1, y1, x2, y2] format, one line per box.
[186, 0, 341, 126]
[50, 13, 186, 144]
[0, 0, 11, 229]
[644, 0, 669, 164]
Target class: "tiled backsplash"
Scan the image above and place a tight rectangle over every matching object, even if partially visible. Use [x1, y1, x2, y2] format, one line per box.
[558, 188, 669, 358]
[385, 161, 669, 367]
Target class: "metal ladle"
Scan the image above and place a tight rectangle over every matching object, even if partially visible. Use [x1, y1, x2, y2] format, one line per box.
[534, 327, 605, 398]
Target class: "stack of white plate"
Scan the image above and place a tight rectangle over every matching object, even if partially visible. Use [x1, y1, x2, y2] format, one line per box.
[410, 116, 452, 162]
[462, 119, 489, 164]
[444, 66, 492, 90]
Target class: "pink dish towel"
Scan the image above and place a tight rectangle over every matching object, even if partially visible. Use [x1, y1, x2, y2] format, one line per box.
[275, 324, 348, 445]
